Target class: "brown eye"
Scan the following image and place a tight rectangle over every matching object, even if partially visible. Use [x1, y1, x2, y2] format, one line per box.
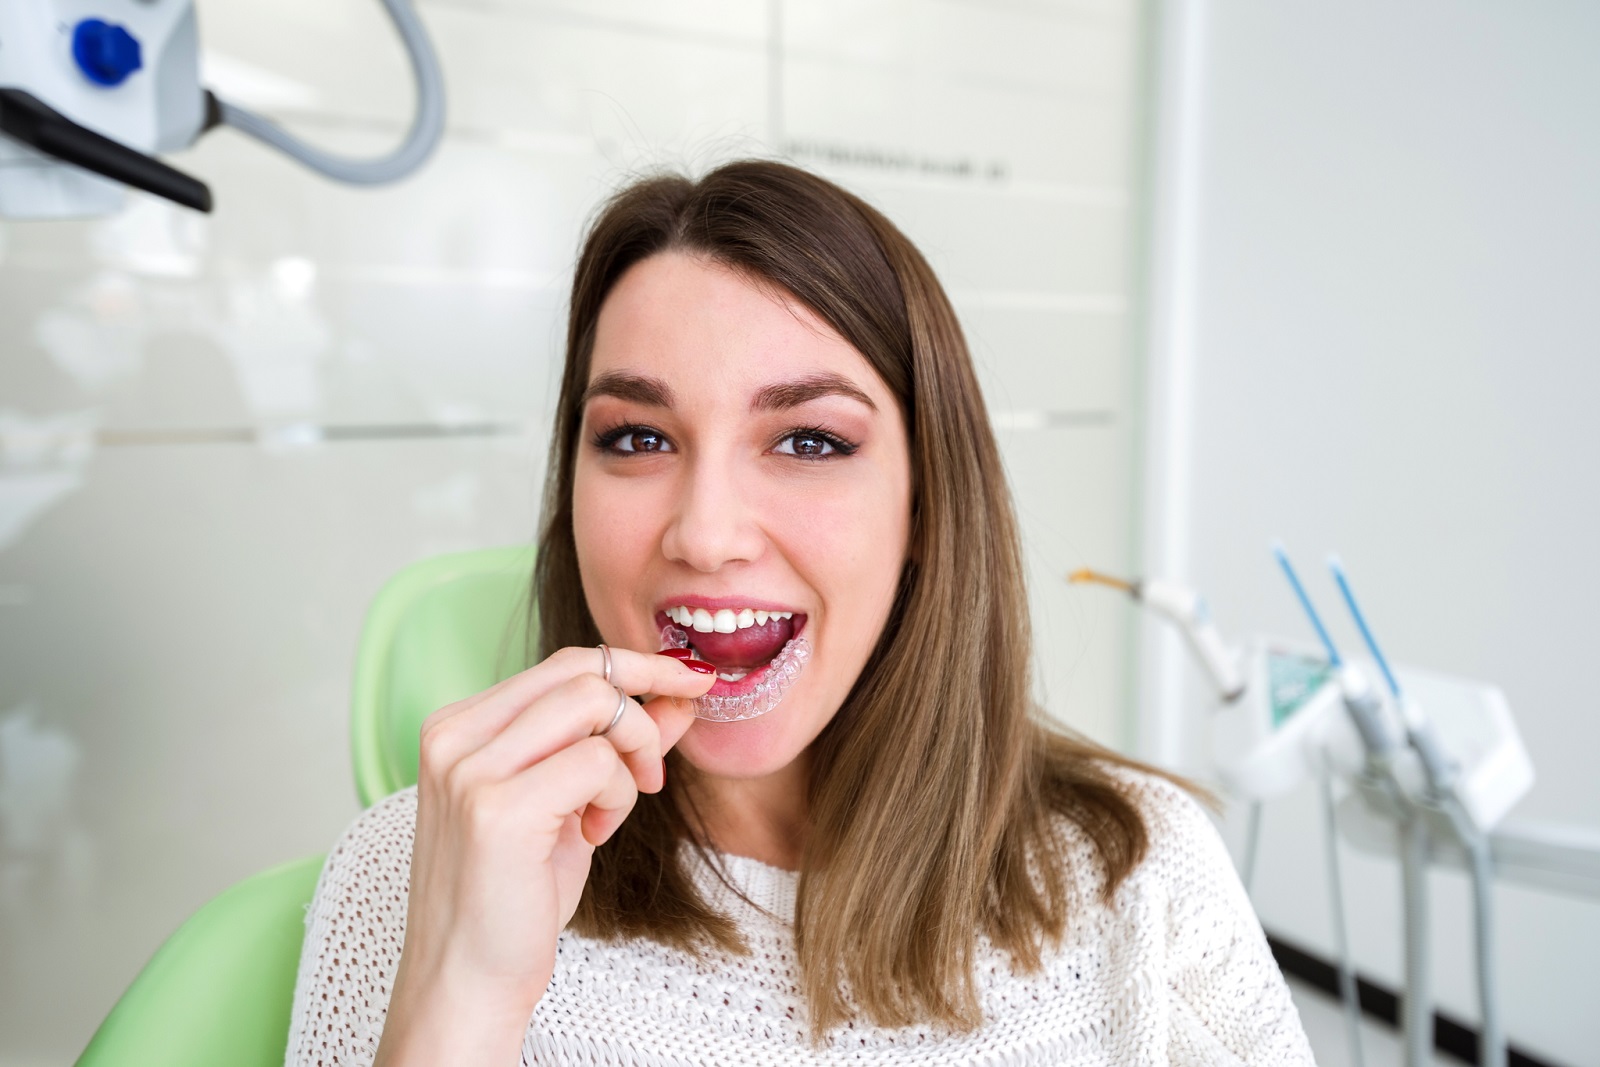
[774, 430, 850, 458]
[624, 430, 667, 453]
[601, 426, 674, 454]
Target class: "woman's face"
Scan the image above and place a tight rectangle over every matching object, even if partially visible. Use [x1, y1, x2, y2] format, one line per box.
[573, 252, 913, 780]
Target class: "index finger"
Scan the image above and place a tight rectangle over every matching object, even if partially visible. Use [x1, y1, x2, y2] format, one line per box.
[420, 644, 713, 767]
[605, 646, 718, 702]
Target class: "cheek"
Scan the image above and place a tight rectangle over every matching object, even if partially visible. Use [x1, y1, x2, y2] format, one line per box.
[768, 469, 911, 626]
[790, 503, 897, 587]
[572, 465, 656, 624]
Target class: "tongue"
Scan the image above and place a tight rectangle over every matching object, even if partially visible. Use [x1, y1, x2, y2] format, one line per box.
[686, 615, 797, 671]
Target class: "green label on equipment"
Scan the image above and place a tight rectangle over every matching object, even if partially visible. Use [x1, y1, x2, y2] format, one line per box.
[1267, 652, 1333, 728]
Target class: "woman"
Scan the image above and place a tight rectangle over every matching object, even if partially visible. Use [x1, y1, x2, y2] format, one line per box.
[286, 160, 1314, 1066]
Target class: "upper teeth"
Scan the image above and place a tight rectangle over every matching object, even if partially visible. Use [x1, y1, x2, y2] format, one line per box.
[666, 605, 793, 633]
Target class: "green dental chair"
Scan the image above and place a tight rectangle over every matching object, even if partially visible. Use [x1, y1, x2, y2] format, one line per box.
[75, 547, 536, 1067]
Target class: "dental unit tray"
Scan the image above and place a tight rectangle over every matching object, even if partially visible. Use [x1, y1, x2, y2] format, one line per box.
[1073, 554, 1595, 1067]
[1211, 639, 1534, 833]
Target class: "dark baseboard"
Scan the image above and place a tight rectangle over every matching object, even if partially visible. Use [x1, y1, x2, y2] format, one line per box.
[1265, 932, 1562, 1067]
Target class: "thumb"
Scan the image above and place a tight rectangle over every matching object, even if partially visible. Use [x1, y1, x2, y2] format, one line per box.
[642, 694, 698, 754]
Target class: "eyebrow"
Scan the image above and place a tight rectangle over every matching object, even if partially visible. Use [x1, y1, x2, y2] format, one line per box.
[581, 372, 675, 408]
[582, 370, 878, 413]
[750, 373, 877, 413]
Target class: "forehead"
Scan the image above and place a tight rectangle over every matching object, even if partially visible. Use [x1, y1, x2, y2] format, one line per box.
[588, 252, 887, 400]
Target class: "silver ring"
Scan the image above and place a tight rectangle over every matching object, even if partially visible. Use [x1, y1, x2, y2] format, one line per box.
[597, 643, 613, 684]
[596, 686, 627, 737]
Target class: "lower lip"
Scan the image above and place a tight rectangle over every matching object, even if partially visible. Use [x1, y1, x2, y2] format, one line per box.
[656, 613, 807, 700]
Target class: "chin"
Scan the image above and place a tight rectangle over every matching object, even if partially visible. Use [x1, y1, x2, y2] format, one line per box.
[674, 694, 826, 779]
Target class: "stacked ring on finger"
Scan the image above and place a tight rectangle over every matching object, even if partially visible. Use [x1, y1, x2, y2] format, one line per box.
[596, 685, 627, 737]
[598, 643, 613, 684]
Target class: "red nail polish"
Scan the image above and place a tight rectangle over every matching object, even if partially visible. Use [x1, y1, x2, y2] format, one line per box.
[681, 659, 716, 674]
[655, 648, 694, 660]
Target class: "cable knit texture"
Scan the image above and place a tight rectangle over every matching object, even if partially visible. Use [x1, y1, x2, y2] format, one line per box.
[285, 770, 1314, 1066]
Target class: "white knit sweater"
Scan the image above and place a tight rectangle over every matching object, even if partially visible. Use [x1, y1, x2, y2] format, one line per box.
[285, 771, 1315, 1066]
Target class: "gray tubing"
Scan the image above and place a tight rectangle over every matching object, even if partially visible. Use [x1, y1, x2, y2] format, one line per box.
[1448, 800, 1506, 1067]
[1319, 770, 1366, 1067]
[1400, 812, 1432, 1067]
[213, 0, 446, 184]
[1411, 718, 1505, 1067]
[1469, 831, 1505, 1067]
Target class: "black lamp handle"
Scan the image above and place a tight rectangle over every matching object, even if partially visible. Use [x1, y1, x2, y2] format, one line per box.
[0, 87, 213, 213]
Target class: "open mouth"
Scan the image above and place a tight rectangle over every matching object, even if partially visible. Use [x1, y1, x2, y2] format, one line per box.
[655, 604, 811, 722]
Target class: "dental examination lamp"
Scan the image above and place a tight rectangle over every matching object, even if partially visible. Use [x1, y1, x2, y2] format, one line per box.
[1074, 550, 1599, 1067]
[0, 0, 445, 219]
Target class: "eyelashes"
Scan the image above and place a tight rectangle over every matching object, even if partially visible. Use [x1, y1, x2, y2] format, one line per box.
[589, 422, 859, 460]
[592, 423, 671, 455]
[771, 426, 858, 459]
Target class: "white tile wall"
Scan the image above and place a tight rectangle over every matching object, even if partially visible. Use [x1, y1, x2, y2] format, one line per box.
[0, 1, 1149, 1060]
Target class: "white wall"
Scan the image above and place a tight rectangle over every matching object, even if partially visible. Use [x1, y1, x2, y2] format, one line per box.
[1143, 2, 1600, 1064]
[0, 2, 1152, 1062]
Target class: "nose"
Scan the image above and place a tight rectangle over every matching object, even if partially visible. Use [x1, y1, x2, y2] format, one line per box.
[660, 452, 766, 573]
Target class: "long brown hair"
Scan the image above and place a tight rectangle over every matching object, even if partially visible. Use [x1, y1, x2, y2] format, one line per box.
[535, 159, 1163, 1034]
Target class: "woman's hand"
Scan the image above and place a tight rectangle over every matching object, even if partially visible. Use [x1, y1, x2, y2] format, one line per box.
[374, 646, 713, 1067]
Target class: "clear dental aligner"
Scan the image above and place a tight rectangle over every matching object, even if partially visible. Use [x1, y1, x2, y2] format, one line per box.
[659, 624, 811, 722]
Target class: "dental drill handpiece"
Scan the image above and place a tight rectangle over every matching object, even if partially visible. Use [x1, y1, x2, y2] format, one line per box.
[1273, 546, 1406, 775]
[1327, 556, 1508, 1067]
[1328, 558, 1456, 799]
[1068, 570, 1246, 702]
[1277, 551, 1437, 1067]
[1273, 546, 1387, 1067]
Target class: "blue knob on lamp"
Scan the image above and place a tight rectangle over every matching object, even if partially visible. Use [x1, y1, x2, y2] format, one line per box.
[72, 18, 144, 87]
